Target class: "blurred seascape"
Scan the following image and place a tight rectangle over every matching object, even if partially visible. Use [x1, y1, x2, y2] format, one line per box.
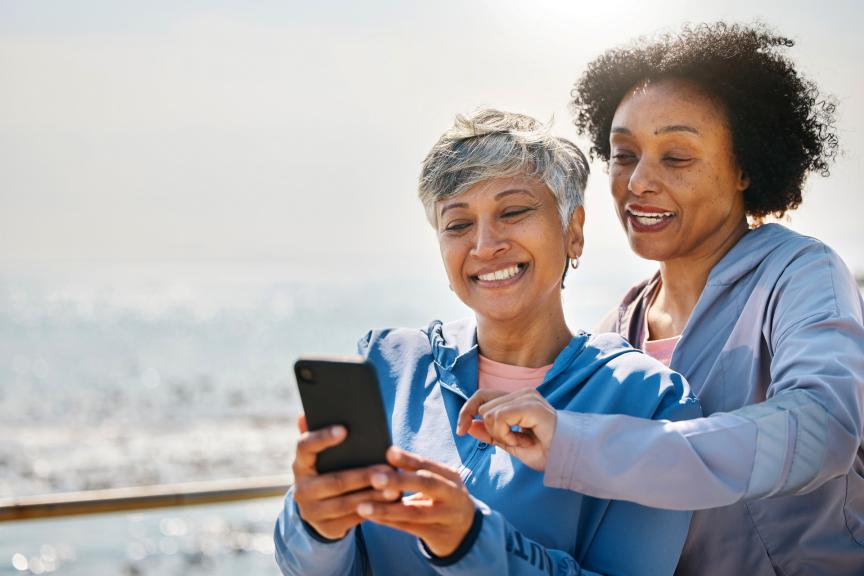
[0, 260, 616, 574]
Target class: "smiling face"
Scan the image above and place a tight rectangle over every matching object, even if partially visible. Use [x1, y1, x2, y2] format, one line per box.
[608, 78, 750, 264]
[436, 175, 584, 326]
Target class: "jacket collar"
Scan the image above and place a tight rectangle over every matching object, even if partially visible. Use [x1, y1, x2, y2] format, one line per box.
[614, 224, 799, 344]
[429, 317, 590, 399]
[706, 223, 789, 286]
[429, 318, 479, 399]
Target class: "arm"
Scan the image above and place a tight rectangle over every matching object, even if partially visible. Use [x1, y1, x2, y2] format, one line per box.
[274, 488, 365, 576]
[425, 500, 689, 576]
[546, 249, 864, 509]
[362, 448, 685, 575]
[273, 417, 394, 575]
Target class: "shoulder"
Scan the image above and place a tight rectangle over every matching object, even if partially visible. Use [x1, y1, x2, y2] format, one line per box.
[569, 333, 700, 421]
[736, 224, 851, 286]
[357, 323, 437, 360]
[758, 226, 862, 331]
[357, 317, 476, 365]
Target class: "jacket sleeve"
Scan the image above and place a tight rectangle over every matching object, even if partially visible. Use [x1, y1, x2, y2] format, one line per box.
[545, 247, 864, 510]
[417, 498, 688, 576]
[274, 488, 366, 576]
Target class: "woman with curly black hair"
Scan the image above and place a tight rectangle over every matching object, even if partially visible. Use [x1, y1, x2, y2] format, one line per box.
[459, 22, 864, 575]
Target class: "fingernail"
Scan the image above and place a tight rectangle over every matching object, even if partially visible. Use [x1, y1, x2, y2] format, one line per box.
[383, 489, 399, 500]
[331, 426, 346, 438]
[357, 503, 373, 516]
[370, 473, 388, 488]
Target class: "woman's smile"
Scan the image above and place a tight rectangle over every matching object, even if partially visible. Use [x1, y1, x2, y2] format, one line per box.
[472, 262, 528, 286]
[625, 204, 677, 232]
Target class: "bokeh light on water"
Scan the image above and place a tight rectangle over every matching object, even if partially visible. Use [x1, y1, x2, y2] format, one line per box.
[0, 498, 283, 575]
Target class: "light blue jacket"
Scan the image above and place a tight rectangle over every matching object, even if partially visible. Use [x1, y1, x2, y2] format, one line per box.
[275, 319, 701, 575]
[547, 224, 864, 575]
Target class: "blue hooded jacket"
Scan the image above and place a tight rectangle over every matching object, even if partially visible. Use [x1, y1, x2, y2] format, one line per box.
[275, 319, 701, 575]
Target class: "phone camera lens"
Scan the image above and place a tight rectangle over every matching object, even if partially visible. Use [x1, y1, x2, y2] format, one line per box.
[299, 367, 314, 382]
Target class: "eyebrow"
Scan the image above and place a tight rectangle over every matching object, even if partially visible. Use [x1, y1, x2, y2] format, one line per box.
[438, 188, 536, 218]
[611, 125, 700, 136]
[656, 124, 700, 135]
[439, 201, 468, 218]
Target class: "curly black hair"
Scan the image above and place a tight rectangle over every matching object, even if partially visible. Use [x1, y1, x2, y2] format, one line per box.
[571, 22, 838, 218]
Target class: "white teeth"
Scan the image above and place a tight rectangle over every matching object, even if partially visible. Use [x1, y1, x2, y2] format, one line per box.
[628, 209, 675, 218]
[634, 216, 667, 225]
[477, 265, 521, 282]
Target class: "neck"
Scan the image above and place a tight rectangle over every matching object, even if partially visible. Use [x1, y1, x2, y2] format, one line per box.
[652, 218, 748, 337]
[476, 305, 572, 368]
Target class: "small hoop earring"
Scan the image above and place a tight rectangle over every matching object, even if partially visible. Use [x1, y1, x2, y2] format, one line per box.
[570, 256, 580, 270]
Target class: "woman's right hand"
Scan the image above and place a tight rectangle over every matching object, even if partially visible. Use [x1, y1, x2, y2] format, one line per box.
[292, 414, 395, 540]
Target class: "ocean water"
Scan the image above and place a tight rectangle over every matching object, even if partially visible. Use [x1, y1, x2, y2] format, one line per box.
[0, 261, 617, 574]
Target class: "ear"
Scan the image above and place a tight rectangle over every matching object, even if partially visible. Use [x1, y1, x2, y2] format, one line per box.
[736, 167, 751, 193]
[566, 206, 585, 259]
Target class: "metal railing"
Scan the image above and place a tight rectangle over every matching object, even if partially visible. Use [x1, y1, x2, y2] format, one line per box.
[0, 475, 292, 523]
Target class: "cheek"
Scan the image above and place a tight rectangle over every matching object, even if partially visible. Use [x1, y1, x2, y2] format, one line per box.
[438, 242, 465, 282]
[609, 170, 629, 200]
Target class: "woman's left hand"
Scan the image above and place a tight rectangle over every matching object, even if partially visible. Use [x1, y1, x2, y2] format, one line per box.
[457, 389, 557, 471]
[355, 447, 476, 558]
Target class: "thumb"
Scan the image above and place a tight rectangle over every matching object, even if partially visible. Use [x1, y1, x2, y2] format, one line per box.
[297, 413, 308, 433]
[466, 420, 493, 443]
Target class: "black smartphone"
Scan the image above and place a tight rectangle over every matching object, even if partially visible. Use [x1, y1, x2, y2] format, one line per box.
[294, 355, 392, 474]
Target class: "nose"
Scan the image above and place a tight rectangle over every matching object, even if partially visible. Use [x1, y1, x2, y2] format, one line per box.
[471, 219, 509, 260]
[628, 156, 658, 196]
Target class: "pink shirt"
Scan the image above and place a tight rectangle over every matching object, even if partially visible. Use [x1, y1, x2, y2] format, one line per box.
[642, 336, 680, 367]
[477, 354, 553, 392]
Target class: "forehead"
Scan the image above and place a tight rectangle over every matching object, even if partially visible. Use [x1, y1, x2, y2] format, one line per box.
[612, 78, 729, 134]
[438, 175, 550, 207]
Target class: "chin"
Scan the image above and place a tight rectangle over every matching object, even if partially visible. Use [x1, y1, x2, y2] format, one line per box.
[474, 305, 525, 325]
[628, 237, 674, 263]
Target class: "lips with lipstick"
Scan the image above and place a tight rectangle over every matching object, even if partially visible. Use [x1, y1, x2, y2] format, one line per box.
[626, 205, 676, 232]
[472, 263, 528, 285]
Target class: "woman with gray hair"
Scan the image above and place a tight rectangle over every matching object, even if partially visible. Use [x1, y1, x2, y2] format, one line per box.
[274, 109, 701, 575]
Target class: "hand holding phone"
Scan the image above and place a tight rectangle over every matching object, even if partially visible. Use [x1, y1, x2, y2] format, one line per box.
[291, 356, 397, 539]
[291, 415, 396, 540]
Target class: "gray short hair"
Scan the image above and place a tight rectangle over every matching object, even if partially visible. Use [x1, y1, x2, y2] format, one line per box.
[419, 109, 589, 227]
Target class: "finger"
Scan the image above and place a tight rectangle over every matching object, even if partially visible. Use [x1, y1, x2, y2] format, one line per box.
[358, 488, 473, 525]
[483, 404, 529, 447]
[303, 488, 396, 522]
[297, 413, 308, 434]
[385, 448, 462, 484]
[373, 468, 459, 501]
[457, 389, 508, 435]
[481, 396, 547, 447]
[292, 426, 347, 475]
[356, 499, 441, 525]
[465, 420, 493, 443]
[497, 430, 538, 450]
[313, 515, 364, 539]
[295, 464, 391, 501]
[476, 388, 538, 419]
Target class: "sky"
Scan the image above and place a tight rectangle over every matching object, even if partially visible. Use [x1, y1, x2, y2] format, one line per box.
[1, 0, 862, 285]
